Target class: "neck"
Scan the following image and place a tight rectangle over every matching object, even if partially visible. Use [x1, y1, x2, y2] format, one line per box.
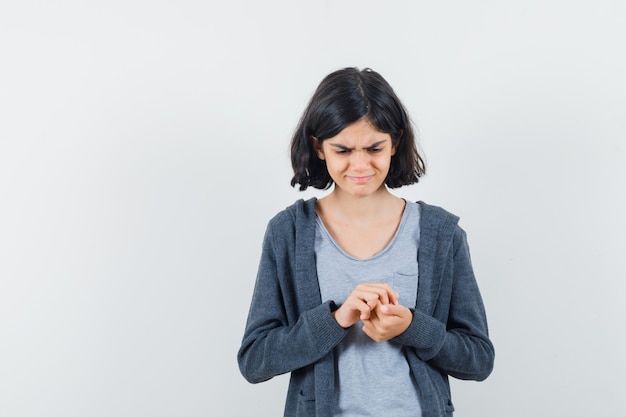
[324, 186, 401, 220]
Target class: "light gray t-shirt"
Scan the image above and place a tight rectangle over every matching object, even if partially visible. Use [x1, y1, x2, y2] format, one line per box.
[315, 200, 422, 417]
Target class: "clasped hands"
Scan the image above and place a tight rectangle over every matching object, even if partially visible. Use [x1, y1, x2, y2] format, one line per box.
[332, 283, 412, 342]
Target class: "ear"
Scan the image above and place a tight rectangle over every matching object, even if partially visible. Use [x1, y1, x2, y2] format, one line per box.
[310, 136, 325, 160]
[391, 130, 402, 156]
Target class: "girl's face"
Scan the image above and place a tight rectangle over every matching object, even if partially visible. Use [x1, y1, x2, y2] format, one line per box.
[314, 118, 396, 199]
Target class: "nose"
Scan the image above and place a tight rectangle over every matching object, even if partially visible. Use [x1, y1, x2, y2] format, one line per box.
[349, 150, 371, 171]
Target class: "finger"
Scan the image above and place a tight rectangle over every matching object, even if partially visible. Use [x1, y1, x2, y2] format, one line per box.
[361, 283, 399, 305]
[356, 284, 389, 305]
[356, 298, 374, 320]
[391, 291, 400, 305]
[350, 291, 380, 313]
[364, 296, 378, 311]
[361, 319, 386, 343]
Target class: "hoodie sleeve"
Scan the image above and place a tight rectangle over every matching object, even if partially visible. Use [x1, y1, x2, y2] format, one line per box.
[237, 215, 347, 384]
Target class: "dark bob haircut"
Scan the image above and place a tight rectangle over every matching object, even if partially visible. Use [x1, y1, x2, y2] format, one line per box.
[290, 67, 426, 191]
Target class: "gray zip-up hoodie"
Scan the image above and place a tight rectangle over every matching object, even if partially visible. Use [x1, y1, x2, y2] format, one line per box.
[238, 198, 494, 416]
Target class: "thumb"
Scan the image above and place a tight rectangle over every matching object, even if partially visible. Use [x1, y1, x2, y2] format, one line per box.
[379, 303, 404, 316]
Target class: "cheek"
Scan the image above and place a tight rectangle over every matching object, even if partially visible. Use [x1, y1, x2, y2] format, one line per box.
[326, 157, 347, 172]
[373, 154, 392, 169]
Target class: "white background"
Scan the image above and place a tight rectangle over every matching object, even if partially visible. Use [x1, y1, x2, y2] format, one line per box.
[1, 1, 625, 416]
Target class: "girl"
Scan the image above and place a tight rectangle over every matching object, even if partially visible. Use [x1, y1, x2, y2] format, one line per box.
[238, 67, 494, 417]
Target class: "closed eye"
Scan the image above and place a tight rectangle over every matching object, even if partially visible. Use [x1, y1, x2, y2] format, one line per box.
[328, 140, 388, 154]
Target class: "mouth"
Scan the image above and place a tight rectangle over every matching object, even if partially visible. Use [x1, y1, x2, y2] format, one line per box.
[346, 175, 374, 184]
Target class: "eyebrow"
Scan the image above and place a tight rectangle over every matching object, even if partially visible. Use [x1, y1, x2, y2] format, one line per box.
[328, 140, 388, 151]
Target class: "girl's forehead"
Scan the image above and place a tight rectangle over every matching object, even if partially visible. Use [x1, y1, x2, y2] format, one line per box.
[326, 120, 389, 144]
